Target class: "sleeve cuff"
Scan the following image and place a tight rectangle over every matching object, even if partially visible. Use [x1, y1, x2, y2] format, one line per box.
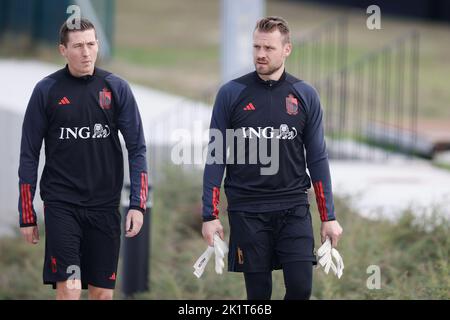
[20, 222, 37, 228]
[202, 216, 218, 222]
[129, 205, 146, 214]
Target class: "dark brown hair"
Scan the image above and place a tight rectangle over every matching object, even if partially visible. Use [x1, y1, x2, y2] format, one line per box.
[254, 16, 290, 44]
[59, 18, 96, 46]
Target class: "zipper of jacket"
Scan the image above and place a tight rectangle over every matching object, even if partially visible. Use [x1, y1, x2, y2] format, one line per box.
[268, 81, 274, 127]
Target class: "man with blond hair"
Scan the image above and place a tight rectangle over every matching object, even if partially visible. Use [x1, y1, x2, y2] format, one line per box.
[202, 16, 343, 300]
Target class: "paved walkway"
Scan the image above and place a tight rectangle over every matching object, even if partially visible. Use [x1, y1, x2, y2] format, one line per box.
[330, 159, 450, 220]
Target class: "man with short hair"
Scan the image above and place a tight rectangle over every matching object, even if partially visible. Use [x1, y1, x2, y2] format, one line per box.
[18, 18, 148, 300]
[202, 16, 343, 300]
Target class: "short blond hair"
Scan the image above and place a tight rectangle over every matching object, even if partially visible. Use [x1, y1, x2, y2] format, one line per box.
[255, 16, 290, 44]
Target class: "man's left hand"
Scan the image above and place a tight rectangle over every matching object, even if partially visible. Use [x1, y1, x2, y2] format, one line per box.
[125, 209, 144, 238]
[320, 220, 343, 248]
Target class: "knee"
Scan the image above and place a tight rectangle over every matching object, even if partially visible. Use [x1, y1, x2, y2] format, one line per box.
[56, 281, 82, 300]
[89, 287, 114, 300]
[283, 261, 313, 300]
[285, 285, 312, 300]
[244, 273, 272, 300]
[247, 286, 272, 300]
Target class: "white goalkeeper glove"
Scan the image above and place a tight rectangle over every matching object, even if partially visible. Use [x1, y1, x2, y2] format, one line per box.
[193, 233, 229, 278]
[317, 237, 344, 279]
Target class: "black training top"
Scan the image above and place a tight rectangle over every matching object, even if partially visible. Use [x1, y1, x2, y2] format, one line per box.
[18, 65, 148, 227]
[202, 70, 335, 222]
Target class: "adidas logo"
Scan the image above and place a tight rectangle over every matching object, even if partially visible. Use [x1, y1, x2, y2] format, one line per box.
[58, 97, 71, 105]
[109, 272, 116, 281]
[243, 103, 256, 111]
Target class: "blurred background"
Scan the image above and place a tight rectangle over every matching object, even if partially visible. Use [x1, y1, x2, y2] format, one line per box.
[0, 0, 449, 299]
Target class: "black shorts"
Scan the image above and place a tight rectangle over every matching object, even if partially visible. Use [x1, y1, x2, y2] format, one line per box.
[43, 204, 121, 289]
[228, 205, 316, 273]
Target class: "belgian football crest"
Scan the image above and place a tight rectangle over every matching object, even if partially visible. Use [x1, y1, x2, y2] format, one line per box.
[99, 88, 112, 110]
[285, 93, 299, 115]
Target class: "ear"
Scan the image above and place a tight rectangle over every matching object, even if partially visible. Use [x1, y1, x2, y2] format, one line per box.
[58, 44, 67, 58]
[284, 42, 292, 58]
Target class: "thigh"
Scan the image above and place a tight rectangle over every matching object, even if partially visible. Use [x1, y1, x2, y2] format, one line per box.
[228, 211, 274, 273]
[80, 207, 121, 289]
[275, 205, 317, 265]
[43, 205, 82, 287]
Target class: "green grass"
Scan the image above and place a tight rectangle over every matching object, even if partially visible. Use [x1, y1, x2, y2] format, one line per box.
[2, 165, 447, 299]
[0, 224, 54, 299]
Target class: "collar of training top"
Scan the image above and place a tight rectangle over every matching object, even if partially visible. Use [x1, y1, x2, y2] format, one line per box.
[64, 64, 96, 82]
[254, 69, 287, 88]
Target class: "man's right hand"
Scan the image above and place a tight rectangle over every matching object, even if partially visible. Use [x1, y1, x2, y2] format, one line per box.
[20, 225, 39, 244]
[202, 219, 224, 246]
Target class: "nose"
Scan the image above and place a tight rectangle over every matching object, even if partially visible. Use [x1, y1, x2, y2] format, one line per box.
[81, 44, 89, 56]
[257, 48, 267, 60]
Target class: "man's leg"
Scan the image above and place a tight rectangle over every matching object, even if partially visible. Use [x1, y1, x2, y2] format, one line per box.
[81, 208, 121, 297]
[282, 261, 313, 300]
[43, 205, 83, 298]
[56, 280, 82, 300]
[275, 205, 315, 300]
[88, 285, 114, 300]
[243, 272, 272, 300]
[228, 211, 275, 299]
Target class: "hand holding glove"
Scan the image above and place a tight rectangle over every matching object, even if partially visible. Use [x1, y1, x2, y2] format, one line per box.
[317, 237, 344, 279]
[193, 233, 229, 278]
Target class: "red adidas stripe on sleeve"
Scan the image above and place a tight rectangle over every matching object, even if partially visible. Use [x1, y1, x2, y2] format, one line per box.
[313, 181, 328, 221]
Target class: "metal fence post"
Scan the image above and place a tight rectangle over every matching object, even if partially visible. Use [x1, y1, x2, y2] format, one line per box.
[120, 183, 152, 298]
